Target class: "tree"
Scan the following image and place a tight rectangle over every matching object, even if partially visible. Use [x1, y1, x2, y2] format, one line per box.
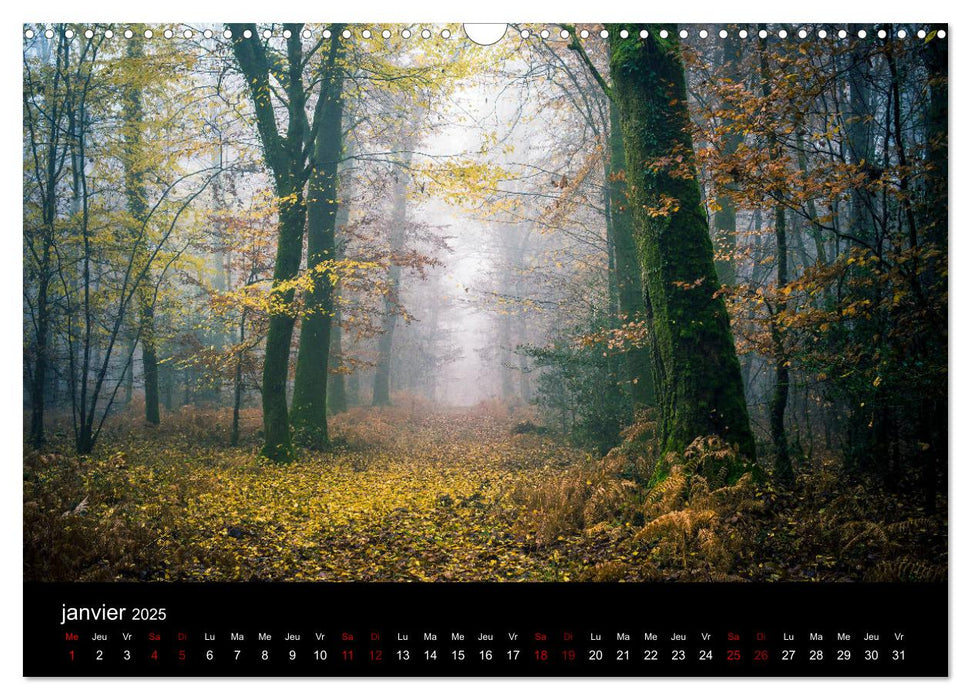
[710, 28, 744, 287]
[291, 26, 345, 448]
[606, 100, 655, 409]
[757, 29, 793, 484]
[372, 148, 412, 407]
[327, 208, 351, 415]
[23, 25, 90, 448]
[229, 23, 318, 461]
[121, 31, 161, 426]
[25, 25, 212, 455]
[608, 24, 755, 458]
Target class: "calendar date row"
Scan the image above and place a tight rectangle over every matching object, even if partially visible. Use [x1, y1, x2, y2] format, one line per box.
[64, 644, 908, 665]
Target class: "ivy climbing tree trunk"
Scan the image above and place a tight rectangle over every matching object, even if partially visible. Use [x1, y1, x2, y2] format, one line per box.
[291, 27, 345, 449]
[230, 23, 312, 462]
[608, 24, 755, 459]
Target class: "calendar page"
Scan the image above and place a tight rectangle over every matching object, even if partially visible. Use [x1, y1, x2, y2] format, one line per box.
[22, 21, 948, 677]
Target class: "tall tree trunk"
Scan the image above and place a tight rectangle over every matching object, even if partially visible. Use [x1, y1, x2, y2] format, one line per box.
[372, 152, 411, 407]
[30, 217, 53, 449]
[347, 369, 360, 407]
[122, 33, 161, 426]
[517, 312, 531, 402]
[182, 367, 192, 406]
[140, 302, 160, 423]
[230, 23, 311, 462]
[768, 208, 793, 483]
[608, 24, 755, 459]
[230, 310, 247, 447]
[922, 29, 947, 248]
[123, 334, 135, 407]
[794, 132, 828, 265]
[712, 28, 743, 287]
[758, 32, 793, 483]
[917, 28, 948, 511]
[608, 100, 655, 410]
[260, 200, 305, 460]
[325, 225, 349, 416]
[371, 304, 397, 406]
[328, 303, 348, 414]
[291, 28, 344, 449]
[326, 213, 350, 415]
[847, 25, 874, 244]
[497, 231, 517, 401]
[600, 160, 631, 441]
[498, 309, 514, 400]
[27, 28, 68, 449]
[73, 72, 95, 455]
[327, 105, 357, 416]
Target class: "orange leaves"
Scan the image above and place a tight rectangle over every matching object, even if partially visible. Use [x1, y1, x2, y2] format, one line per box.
[672, 276, 707, 292]
[642, 143, 697, 182]
[576, 318, 651, 352]
[641, 193, 681, 219]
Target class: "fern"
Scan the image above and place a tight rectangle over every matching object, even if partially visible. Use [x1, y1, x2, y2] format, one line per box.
[633, 440, 762, 574]
[864, 558, 947, 583]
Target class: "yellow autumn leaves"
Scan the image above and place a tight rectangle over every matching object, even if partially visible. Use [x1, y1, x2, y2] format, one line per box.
[28, 407, 594, 582]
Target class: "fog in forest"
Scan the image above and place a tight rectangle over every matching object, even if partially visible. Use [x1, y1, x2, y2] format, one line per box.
[24, 24, 948, 584]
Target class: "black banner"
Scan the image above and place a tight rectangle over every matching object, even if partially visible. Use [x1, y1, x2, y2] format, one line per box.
[24, 582, 947, 677]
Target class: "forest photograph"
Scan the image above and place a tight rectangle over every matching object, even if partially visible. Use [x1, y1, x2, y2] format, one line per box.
[23, 23, 947, 584]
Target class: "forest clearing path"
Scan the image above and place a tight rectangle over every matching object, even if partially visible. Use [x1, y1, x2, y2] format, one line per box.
[27, 406, 595, 581]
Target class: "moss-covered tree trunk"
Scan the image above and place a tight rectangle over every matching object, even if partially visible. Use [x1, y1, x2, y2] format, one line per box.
[291, 28, 345, 449]
[260, 194, 306, 461]
[608, 100, 655, 410]
[608, 24, 754, 458]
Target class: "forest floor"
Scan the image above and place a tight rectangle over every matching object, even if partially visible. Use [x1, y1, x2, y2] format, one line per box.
[24, 402, 947, 583]
[26, 404, 593, 581]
